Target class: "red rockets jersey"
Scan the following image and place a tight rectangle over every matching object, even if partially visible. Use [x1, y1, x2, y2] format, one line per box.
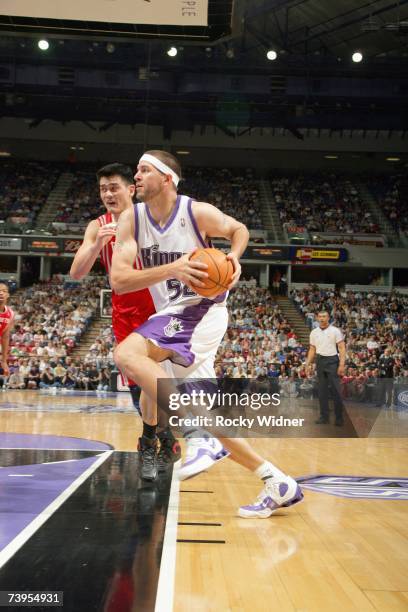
[96, 212, 155, 319]
[0, 305, 14, 337]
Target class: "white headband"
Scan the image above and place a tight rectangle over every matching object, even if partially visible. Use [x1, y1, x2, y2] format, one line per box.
[139, 153, 180, 187]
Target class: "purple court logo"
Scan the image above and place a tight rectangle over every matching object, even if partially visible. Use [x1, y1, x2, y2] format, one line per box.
[0, 433, 111, 563]
[298, 475, 408, 499]
[397, 391, 408, 408]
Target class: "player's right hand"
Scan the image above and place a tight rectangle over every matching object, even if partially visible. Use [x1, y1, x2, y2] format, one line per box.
[171, 250, 208, 289]
[1, 361, 9, 376]
[96, 223, 117, 247]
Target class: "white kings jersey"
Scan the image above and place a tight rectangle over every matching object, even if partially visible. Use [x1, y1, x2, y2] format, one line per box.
[134, 195, 227, 314]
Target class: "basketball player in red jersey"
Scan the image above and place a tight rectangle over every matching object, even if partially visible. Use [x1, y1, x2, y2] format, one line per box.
[70, 163, 180, 478]
[0, 283, 14, 380]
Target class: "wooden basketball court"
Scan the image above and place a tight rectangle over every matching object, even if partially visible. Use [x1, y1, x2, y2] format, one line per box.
[0, 389, 407, 611]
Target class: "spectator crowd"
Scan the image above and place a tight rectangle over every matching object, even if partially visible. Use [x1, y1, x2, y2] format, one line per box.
[292, 285, 408, 405]
[369, 174, 408, 240]
[0, 160, 60, 232]
[0, 158, 405, 401]
[52, 165, 264, 232]
[2, 277, 406, 405]
[2, 277, 114, 391]
[182, 167, 263, 230]
[272, 173, 380, 235]
[54, 170, 103, 228]
[2, 159, 406, 249]
[214, 281, 309, 398]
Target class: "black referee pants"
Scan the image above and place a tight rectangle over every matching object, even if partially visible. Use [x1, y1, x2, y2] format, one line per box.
[376, 378, 394, 408]
[316, 355, 344, 420]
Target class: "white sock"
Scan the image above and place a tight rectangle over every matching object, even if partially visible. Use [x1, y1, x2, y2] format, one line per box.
[254, 460, 286, 481]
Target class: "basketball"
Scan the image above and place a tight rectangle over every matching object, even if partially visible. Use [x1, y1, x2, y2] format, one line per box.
[190, 248, 234, 298]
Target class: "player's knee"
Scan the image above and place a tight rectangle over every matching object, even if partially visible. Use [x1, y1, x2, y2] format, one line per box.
[113, 343, 132, 371]
[114, 338, 147, 375]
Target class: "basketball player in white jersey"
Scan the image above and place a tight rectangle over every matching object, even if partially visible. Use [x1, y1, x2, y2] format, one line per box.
[111, 151, 303, 518]
[0, 283, 14, 381]
[70, 163, 180, 480]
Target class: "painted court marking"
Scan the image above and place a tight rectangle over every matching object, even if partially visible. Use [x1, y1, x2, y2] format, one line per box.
[0, 450, 113, 570]
[155, 461, 181, 612]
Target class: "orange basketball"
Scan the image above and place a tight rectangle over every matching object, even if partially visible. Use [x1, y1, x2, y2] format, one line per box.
[190, 247, 234, 298]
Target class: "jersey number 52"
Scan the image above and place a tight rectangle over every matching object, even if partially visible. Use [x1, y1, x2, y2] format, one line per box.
[167, 279, 196, 301]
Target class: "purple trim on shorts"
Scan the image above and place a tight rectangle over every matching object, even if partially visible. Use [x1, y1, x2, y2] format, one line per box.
[187, 198, 208, 248]
[146, 194, 181, 234]
[135, 300, 217, 367]
[134, 203, 139, 243]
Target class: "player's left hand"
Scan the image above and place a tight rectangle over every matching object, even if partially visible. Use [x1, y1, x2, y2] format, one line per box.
[337, 365, 345, 377]
[226, 252, 241, 289]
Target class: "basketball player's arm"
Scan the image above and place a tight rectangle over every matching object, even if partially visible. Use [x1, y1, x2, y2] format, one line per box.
[192, 202, 249, 288]
[111, 208, 208, 294]
[70, 219, 117, 280]
[1, 319, 13, 376]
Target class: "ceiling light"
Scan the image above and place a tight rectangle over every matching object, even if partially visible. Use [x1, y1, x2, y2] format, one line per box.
[324, 155, 338, 159]
[106, 43, 115, 54]
[0, 151, 11, 157]
[176, 150, 190, 155]
[352, 51, 363, 63]
[267, 50, 277, 61]
[167, 46, 178, 57]
[386, 157, 400, 162]
[38, 39, 49, 51]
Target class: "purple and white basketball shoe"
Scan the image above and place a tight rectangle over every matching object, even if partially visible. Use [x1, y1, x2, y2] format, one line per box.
[238, 476, 303, 518]
[178, 435, 229, 480]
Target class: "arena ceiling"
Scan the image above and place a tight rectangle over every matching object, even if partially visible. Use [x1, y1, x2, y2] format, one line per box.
[1, 0, 407, 55]
[0, 0, 407, 131]
[242, 0, 408, 61]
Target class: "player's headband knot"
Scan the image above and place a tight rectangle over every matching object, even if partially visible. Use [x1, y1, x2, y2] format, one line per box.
[139, 153, 180, 187]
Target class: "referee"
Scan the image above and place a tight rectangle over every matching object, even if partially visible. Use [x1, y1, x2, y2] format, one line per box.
[305, 310, 346, 426]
